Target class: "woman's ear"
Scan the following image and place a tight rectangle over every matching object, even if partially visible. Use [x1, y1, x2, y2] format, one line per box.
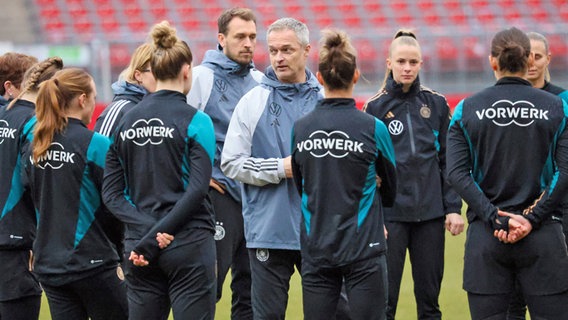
[78, 93, 86, 108]
[353, 69, 360, 85]
[489, 55, 498, 71]
[316, 71, 324, 85]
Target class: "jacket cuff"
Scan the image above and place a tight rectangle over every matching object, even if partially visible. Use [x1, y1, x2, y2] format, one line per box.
[277, 158, 286, 179]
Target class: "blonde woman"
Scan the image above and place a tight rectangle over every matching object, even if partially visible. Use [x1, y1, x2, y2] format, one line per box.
[102, 21, 216, 319]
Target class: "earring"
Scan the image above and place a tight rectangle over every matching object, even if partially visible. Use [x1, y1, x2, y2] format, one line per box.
[8, 91, 12, 98]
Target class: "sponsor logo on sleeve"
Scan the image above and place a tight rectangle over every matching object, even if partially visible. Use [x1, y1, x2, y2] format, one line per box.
[475, 100, 548, 127]
[31, 142, 75, 170]
[119, 118, 175, 146]
[0, 120, 17, 144]
[297, 130, 364, 158]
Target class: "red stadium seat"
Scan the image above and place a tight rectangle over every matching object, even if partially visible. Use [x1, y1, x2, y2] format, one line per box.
[418, 0, 435, 11]
[96, 5, 115, 19]
[362, 0, 381, 12]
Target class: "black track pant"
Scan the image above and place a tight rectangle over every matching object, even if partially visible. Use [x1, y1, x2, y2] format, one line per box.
[0, 295, 41, 320]
[0, 249, 42, 320]
[469, 290, 568, 320]
[125, 235, 216, 320]
[248, 248, 301, 320]
[41, 267, 127, 320]
[385, 218, 445, 320]
[302, 255, 387, 320]
[210, 189, 252, 320]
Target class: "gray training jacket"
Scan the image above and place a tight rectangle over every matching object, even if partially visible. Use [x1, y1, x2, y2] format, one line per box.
[187, 48, 263, 202]
[221, 66, 323, 250]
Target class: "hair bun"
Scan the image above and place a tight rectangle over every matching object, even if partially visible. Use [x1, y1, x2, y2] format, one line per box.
[151, 21, 178, 49]
[394, 29, 417, 40]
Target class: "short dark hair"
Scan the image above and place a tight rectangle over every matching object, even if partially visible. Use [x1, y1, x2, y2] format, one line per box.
[218, 8, 256, 35]
[0, 52, 38, 95]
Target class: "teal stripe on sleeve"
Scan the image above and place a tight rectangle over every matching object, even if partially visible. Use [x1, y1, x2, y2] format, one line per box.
[449, 99, 465, 128]
[562, 99, 568, 117]
[76, 174, 99, 248]
[374, 119, 396, 167]
[187, 111, 215, 165]
[22, 116, 37, 144]
[357, 163, 377, 228]
[558, 91, 568, 105]
[87, 133, 111, 168]
[1, 153, 24, 220]
[301, 179, 312, 235]
[432, 129, 440, 152]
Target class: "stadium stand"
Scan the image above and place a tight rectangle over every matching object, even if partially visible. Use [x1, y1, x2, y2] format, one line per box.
[20, 0, 568, 102]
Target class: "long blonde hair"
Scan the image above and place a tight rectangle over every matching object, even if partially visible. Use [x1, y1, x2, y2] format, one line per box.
[32, 68, 93, 164]
[381, 29, 420, 90]
[118, 43, 153, 84]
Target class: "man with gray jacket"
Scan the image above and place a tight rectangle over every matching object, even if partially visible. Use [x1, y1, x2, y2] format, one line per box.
[221, 18, 323, 319]
[187, 8, 262, 320]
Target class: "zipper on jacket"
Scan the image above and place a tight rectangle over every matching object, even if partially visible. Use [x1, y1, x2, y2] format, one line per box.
[406, 102, 416, 155]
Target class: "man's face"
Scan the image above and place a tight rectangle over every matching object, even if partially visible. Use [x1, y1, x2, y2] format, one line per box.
[219, 17, 257, 65]
[268, 29, 310, 84]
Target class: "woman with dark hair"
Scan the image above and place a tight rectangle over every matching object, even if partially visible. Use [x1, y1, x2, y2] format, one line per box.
[447, 27, 568, 319]
[0, 56, 62, 320]
[102, 20, 216, 319]
[0, 52, 37, 108]
[24, 67, 127, 320]
[363, 30, 463, 320]
[291, 29, 396, 320]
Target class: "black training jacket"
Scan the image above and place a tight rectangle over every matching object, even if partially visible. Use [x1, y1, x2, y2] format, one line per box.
[24, 119, 119, 285]
[364, 75, 462, 222]
[447, 77, 568, 229]
[102, 90, 215, 263]
[0, 100, 36, 250]
[292, 98, 397, 267]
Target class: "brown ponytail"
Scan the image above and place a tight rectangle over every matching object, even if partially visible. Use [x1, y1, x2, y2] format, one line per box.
[32, 68, 92, 164]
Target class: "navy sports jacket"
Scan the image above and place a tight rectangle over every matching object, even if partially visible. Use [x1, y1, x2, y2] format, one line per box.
[364, 75, 462, 222]
[103, 90, 215, 262]
[0, 100, 36, 250]
[292, 98, 396, 266]
[447, 77, 568, 229]
[24, 118, 119, 284]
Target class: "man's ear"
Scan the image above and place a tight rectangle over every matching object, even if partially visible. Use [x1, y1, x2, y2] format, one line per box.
[304, 44, 311, 57]
[218, 33, 226, 50]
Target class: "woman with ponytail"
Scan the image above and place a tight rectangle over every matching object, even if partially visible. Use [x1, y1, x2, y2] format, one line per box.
[0, 56, 62, 319]
[102, 21, 216, 319]
[291, 29, 396, 320]
[363, 29, 464, 320]
[24, 68, 127, 320]
[447, 27, 568, 319]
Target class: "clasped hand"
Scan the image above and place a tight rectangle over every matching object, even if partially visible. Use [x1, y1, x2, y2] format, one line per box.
[493, 210, 532, 244]
[129, 232, 175, 267]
